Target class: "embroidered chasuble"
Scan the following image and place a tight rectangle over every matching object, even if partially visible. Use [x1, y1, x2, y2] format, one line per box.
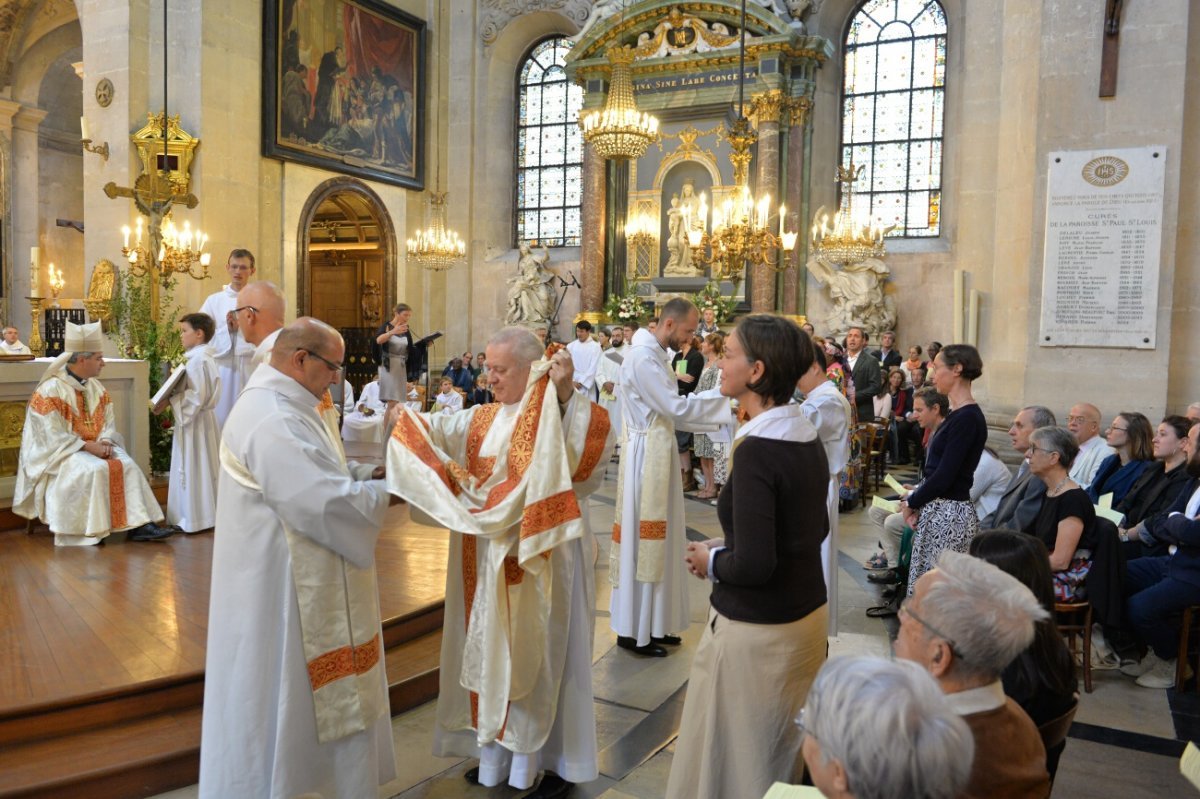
[387, 361, 614, 762]
[14, 372, 163, 545]
[199, 365, 394, 799]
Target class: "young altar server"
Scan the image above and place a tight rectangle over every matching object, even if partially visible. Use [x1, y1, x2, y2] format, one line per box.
[166, 313, 221, 532]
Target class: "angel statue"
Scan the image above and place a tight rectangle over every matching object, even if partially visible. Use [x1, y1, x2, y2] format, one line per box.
[807, 255, 897, 341]
[505, 241, 557, 328]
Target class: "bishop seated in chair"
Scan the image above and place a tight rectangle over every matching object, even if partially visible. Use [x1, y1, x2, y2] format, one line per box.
[13, 321, 176, 546]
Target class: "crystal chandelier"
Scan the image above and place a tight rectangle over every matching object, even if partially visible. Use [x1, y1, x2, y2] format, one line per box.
[121, 213, 211, 285]
[684, 1, 798, 282]
[407, 193, 466, 272]
[810, 161, 890, 266]
[580, 45, 659, 160]
[625, 209, 658, 248]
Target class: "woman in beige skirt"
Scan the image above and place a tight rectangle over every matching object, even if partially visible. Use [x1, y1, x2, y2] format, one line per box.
[669, 315, 831, 799]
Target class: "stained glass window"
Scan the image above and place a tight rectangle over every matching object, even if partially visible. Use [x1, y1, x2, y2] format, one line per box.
[842, 0, 946, 237]
[516, 37, 584, 247]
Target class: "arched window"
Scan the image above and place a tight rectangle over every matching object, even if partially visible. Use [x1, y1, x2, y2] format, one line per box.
[515, 37, 584, 247]
[842, 0, 946, 237]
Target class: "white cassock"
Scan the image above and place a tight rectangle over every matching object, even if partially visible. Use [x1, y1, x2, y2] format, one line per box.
[200, 285, 255, 427]
[611, 328, 729, 646]
[387, 364, 615, 790]
[800, 380, 853, 636]
[342, 381, 386, 440]
[340, 379, 355, 413]
[249, 328, 347, 463]
[432, 389, 464, 414]
[597, 346, 623, 440]
[566, 337, 602, 396]
[14, 370, 164, 546]
[199, 364, 393, 799]
[167, 346, 221, 532]
[1, 339, 32, 355]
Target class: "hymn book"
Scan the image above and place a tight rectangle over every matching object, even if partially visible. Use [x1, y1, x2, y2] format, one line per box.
[149, 363, 188, 415]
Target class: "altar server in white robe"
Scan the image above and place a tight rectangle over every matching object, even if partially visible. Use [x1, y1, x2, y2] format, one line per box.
[199, 319, 397, 799]
[13, 321, 174, 545]
[612, 298, 730, 657]
[1, 325, 32, 355]
[597, 333, 623, 441]
[198, 248, 256, 427]
[566, 319, 602, 397]
[799, 347, 853, 635]
[387, 328, 614, 798]
[166, 313, 221, 532]
[342, 378, 385, 440]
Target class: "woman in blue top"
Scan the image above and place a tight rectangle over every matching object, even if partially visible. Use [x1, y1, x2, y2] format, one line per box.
[900, 344, 988, 596]
[1087, 411, 1155, 505]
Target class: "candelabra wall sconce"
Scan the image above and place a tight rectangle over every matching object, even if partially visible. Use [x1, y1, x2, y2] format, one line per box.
[80, 116, 109, 161]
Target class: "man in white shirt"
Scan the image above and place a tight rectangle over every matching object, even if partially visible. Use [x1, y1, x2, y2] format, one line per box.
[199, 249, 257, 427]
[565, 319, 601, 399]
[1, 326, 32, 355]
[1067, 402, 1114, 489]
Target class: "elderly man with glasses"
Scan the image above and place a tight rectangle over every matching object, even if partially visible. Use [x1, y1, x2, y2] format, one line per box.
[1066, 402, 1115, 489]
[895, 550, 1051, 799]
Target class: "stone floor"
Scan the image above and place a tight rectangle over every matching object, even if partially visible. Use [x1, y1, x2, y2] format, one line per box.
[155, 461, 1199, 798]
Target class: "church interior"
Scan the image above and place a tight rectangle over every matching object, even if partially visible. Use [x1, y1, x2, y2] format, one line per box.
[1, 0, 1200, 796]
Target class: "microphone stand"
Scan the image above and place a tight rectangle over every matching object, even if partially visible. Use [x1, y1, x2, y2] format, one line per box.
[550, 271, 582, 332]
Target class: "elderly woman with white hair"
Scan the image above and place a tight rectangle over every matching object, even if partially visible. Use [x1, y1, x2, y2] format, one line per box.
[797, 655, 974, 799]
[896, 550, 1051, 799]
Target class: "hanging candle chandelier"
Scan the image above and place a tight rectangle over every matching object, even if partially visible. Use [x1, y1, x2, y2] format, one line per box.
[406, 192, 466, 272]
[810, 161, 890, 266]
[580, 44, 659, 160]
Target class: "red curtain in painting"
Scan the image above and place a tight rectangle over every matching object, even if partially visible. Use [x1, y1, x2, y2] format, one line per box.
[343, 4, 413, 92]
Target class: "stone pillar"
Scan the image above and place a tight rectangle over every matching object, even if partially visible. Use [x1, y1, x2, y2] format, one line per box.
[10, 105, 49, 329]
[750, 91, 784, 312]
[782, 97, 812, 316]
[579, 146, 607, 318]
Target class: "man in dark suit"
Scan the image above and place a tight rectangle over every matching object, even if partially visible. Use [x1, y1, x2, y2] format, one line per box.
[983, 405, 1057, 530]
[873, 330, 902, 370]
[846, 326, 882, 422]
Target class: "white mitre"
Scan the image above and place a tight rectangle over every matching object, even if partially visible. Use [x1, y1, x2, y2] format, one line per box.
[39, 320, 104, 385]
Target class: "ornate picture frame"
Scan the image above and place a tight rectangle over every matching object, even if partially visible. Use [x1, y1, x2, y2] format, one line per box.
[262, 0, 426, 189]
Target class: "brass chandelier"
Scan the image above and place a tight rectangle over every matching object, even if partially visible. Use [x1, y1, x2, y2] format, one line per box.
[580, 44, 659, 160]
[406, 193, 466, 272]
[810, 162, 890, 266]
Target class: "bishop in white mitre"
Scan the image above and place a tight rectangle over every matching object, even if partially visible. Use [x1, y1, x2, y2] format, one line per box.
[13, 321, 173, 546]
[387, 328, 614, 798]
[611, 299, 729, 656]
[199, 319, 396, 799]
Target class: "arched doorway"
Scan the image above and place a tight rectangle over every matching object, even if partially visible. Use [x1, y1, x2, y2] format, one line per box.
[297, 178, 397, 393]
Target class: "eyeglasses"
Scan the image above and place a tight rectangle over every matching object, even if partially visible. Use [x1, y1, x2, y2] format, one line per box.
[233, 305, 259, 315]
[1106, 425, 1128, 433]
[794, 707, 817, 741]
[1065, 415, 1092, 424]
[899, 602, 966, 662]
[302, 349, 344, 374]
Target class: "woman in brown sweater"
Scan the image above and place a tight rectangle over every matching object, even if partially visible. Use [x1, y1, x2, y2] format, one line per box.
[666, 315, 830, 799]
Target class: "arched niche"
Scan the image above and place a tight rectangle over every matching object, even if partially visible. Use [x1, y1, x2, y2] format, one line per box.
[295, 177, 397, 329]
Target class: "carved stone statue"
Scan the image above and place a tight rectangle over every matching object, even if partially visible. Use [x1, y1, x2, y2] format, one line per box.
[807, 255, 897, 340]
[663, 180, 705, 277]
[360, 279, 381, 324]
[575, 0, 625, 42]
[505, 242, 557, 328]
[87, 258, 116, 301]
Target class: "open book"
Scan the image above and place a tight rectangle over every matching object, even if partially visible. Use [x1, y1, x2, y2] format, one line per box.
[149, 363, 188, 415]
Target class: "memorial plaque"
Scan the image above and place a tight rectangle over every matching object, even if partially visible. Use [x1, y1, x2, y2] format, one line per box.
[1038, 146, 1166, 349]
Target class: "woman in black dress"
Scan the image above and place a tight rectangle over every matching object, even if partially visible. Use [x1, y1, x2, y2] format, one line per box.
[1023, 426, 1097, 602]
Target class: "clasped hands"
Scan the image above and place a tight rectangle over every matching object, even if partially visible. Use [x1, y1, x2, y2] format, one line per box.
[83, 439, 116, 459]
[684, 538, 723, 580]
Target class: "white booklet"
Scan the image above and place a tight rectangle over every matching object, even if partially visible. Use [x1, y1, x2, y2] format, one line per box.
[149, 363, 188, 414]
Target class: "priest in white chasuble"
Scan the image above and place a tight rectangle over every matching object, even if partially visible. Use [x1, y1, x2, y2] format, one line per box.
[199, 319, 397, 799]
[198, 248, 256, 427]
[611, 298, 730, 656]
[386, 327, 614, 798]
[13, 321, 173, 546]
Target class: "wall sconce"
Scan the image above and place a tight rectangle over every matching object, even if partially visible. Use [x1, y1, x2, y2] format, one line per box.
[80, 116, 109, 161]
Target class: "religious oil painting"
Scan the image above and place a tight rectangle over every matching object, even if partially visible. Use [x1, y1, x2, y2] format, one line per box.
[263, 0, 425, 189]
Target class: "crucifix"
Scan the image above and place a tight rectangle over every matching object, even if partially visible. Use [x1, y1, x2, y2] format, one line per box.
[1099, 0, 1123, 98]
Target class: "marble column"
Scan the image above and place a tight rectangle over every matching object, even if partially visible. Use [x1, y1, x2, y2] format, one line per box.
[782, 97, 812, 316]
[750, 91, 784, 312]
[10, 105, 49, 331]
[579, 146, 607, 318]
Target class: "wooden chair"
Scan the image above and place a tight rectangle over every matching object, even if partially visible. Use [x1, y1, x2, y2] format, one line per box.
[1174, 605, 1200, 691]
[1055, 601, 1094, 693]
[1037, 696, 1079, 792]
[868, 418, 890, 492]
[854, 424, 875, 508]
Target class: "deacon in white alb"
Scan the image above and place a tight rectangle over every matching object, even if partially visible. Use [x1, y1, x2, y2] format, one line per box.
[198, 248, 256, 427]
[166, 313, 221, 533]
[13, 321, 175, 545]
[387, 328, 614, 799]
[1, 325, 32, 355]
[199, 319, 396, 799]
[597, 326, 624, 442]
[565, 319, 602, 398]
[611, 298, 729, 657]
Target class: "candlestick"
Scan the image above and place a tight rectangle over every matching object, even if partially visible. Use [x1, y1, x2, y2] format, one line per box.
[80, 116, 90, 141]
[29, 247, 41, 298]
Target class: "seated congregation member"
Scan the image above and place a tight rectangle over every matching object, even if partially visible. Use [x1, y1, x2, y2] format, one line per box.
[1119, 415, 1197, 557]
[970, 530, 1078, 778]
[983, 406, 1056, 531]
[798, 656, 974, 799]
[469, 373, 493, 405]
[900, 344, 926, 387]
[432, 377, 463, 414]
[1088, 411, 1155, 504]
[896, 551, 1051, 798]
[1119, 420, 1200, 689]
[972, 446, 1013, 522]
[884, 367, 912, 461]
[442, 357, 475, 392]
[1023, 426, 1097, 601]
[900, 345, 988, 597]
[14, 321, 174, 545]
[1188, 402, 1200, 424]
[670, 315, 829, 799]
[871, 370, 893, 421]
[166, 313, 221, 533]
[1066, 402, 1115, 489]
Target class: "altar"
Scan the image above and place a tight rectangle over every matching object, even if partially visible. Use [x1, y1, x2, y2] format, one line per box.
[0, 358, 151, 504]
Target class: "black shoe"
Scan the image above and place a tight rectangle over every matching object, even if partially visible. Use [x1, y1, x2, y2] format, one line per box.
[464, 766, 480, 785]
[617, 636, 668, 657]
[866, 597, 902, 618]
[127, 523, 176, 542]
[881, 585, 899, 601]
[867, 569, 898, 584]
[525, 773, 573, 799]
[652, 634, 682, 646]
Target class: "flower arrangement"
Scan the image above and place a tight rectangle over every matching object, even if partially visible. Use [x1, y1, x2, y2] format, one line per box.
[604, 281, 648, 325]
[692, 281, 737, 323]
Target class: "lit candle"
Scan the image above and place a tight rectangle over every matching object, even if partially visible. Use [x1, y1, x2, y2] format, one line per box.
[135, 217, 143, 246]
[80, 116, 90, 141]
[779, 203, 786, 237]
[122, 225, 130, 250]
[29, 247, 41, 298]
